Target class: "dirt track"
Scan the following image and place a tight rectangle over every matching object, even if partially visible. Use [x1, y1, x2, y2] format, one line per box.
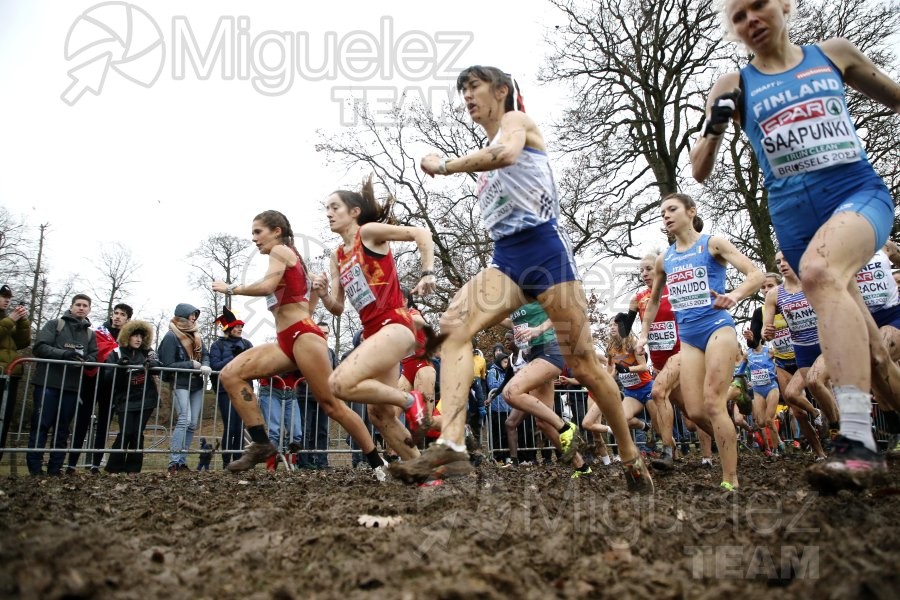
[1, 452, 898, 599]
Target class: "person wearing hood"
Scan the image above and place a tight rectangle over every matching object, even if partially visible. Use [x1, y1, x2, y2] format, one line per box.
[157, 303, 210, 474]
[209, 306, 253, 468]
[27, 294, 98, 476]
[0, 284, 31, 462]
[67, 302, 133, 474]
[103, 320, 160, 473]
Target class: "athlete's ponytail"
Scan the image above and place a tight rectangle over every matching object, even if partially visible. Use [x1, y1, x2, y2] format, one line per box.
[456, 65, 525, 113]
[332, 175, 396, 226]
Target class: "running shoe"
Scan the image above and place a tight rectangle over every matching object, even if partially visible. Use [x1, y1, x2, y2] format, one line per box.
[812, 409, 823, 429]
[265, 455, 278, 472]
[806, 435, 887, 492]
[404, 391, 427, 434]
[699, 458, 713, 469]
[792, 440, 801, 450]
[389, 443, 472, 484]
[650, 445, 675, 471]
[571, 466, 593, 479]
[720, 481, 737, 493]
[226, 441, 277, 472]
[621, 456, 654, 494]
[374, 465, 388, 482]
[558, 421, 584, 464]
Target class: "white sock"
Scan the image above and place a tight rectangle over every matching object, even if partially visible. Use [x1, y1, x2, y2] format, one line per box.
[833, 385, 876, 452]
[437, 438, 466, 453]
[601, 455, 611, 465]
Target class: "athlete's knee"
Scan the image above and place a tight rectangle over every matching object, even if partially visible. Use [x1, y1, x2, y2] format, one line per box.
[328, 370, 355, 399]
[219, 365, 245, 391]
[798, 255, 840, 295]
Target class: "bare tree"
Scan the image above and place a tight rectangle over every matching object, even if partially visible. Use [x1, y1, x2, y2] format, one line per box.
[542, 0, 730, 259]
[316, 101, 494, 319]
[187, 234, 254, 348]
[90, 242, 141, 322]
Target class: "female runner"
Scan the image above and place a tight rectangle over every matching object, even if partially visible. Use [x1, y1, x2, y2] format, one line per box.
[211, 211, 387, 478]
[312, 177, 436, 461]
[638, 193, 764, 491]
[692, 0, 900, 487]
[392, 65, 652, 492]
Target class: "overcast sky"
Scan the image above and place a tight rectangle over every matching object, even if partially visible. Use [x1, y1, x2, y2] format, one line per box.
[0, 0, 635, 345]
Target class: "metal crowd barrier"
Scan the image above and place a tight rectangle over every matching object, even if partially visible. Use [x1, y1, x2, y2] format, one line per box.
[0, 357, 893, 474]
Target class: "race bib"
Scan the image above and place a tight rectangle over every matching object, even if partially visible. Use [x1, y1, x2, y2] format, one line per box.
[477, 171, 512, 230]
[339, 258, 376, 312]
[266, 293, 278, 311]
[759, 97, 861, 179]
[618, 370, 641, 388]
[856, 261, 893, 309]
[750, 368, 771, 386]
[782, 297, 817, 333]
[771, 326, 793, 355]
[648, 320, 677, 351]
[513, 323, 530, 350]
[667, 266, 710, 311]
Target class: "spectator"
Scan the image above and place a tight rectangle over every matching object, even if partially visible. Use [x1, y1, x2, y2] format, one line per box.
[258, 371, 303, 455]
[103, 319, 159, 474]
[197, 438, 217, 471]
[0, 284, 31, 461]
[209, 306, 253, 467]
[470, 343, 487, 444]
[27, 294, 97, 476]
[296, 321, 333, 469]
[68, 302, 131, 474]
[158, 303, 210, 474]
[485, 353, 510, 463]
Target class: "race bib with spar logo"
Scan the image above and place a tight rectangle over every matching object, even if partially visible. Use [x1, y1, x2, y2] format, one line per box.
[667, 266, 710, 311]
[512, 323, 530, 349]
[781, 297, 817, 333]
[750, 368, 772, 387]
[856, 257, 894, 309]
[771, 326, 794, 355]
[647, 320, 677, 351]
[339, 257, 376, 313]
[759, 95, 861, 179]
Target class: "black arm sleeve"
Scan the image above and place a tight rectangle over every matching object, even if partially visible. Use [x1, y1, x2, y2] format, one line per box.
[748, 307, 763, 349]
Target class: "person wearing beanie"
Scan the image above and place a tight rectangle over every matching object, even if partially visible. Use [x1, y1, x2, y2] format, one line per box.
[157, 303, 210, 474]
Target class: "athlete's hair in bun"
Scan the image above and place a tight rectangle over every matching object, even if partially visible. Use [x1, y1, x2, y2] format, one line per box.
[662, 193, 704, 233]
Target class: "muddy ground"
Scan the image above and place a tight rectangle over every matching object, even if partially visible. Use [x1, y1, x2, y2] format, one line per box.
[1, 452, 898, 600]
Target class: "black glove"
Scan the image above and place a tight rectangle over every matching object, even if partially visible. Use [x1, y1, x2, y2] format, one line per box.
[703, 89, 740, 137]
[232, 346, 245, 357]
[615, 363, 630, 374]
[118, 356, 130, 366]
[144, 359, 160, 370]
[62, 349, 82, 361]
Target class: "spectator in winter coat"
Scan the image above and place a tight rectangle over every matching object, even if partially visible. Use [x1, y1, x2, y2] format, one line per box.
[68, 302, 132, 474]
[0, 284, 31, 461]
[103, 319, 160, 473]
[209, 306, 253, 467]
[157, 303, 210, 474]
[27, 294, 97, 476]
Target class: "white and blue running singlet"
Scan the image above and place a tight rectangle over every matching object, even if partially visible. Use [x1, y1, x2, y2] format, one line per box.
[776, 285, 819, 347]
[475, 129, 560, 241]
[856, 250, 898, 313]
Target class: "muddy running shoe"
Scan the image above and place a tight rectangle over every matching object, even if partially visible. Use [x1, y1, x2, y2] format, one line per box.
[558, 422, 584, 464]
[226, 441, 277, 472]
[265, 455, 278, 472]
[700, 458, 713, 469]
[806, 435, 887, 492]
[404, 391, 427, 435]
[720, 481, 737, 493]
[650, 445, 675, 471]
[571, 465, 592, 479]
[812, 409, 824, 429]
[389, 443, 473, 484]
[374, 458, 389, 482]
[621, 456, 654, 495]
